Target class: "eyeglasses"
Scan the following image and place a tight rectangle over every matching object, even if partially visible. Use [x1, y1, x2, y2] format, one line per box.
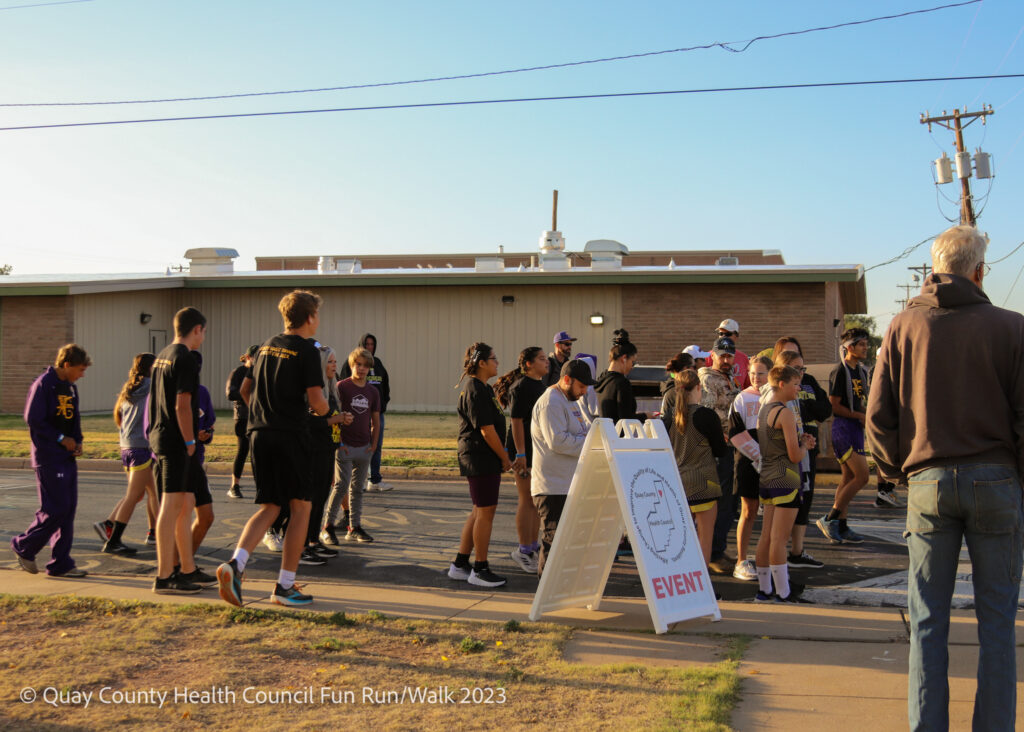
[486, 356, 498, 362]
[978, 262, 992, 276]
[795, 366, 807, 373]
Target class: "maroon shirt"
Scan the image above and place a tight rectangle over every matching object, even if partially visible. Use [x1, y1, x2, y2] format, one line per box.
[338, 377, 380, 447]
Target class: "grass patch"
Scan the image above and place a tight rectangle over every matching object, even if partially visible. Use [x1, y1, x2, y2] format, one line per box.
[0, 411, 460, 468]
[0, 594, 745, 730]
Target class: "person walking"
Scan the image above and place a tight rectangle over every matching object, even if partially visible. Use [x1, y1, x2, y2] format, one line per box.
[867, 225, 1024, 731]
[225, 345, 257, 500]
[11, 344, 91, 578]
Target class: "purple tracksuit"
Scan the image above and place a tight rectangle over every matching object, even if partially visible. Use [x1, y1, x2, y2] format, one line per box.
[11, 366, 82, 575]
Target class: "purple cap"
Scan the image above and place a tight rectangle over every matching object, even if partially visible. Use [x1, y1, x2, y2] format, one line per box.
[553, 331, 577, 344]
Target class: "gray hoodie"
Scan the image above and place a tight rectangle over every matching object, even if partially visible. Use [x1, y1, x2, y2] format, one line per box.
[866, 273, 1024, 482]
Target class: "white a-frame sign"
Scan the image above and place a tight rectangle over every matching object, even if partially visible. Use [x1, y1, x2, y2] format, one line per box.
[529, 417, 720, 633]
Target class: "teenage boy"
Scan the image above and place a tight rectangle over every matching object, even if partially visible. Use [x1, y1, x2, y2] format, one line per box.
[817, 327, 872, 544]
[11, 344, 90, 578]
[217, 290, 328, 607]
[340, 333, 392, 491]
[149, 307, 211, 594]
[331, 347, 381, 542]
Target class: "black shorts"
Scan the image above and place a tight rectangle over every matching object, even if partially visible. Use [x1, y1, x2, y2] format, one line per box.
[736, 457, 760, 501]
[250, 430, 313, 506]
[467, 473, 501, 508]
[154, 452, 189, 495]
[189, 455, 212, 507]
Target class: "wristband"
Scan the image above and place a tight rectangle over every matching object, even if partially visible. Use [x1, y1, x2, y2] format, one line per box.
[185, 440, 196, 447]
[58, 433, 65, 443]
[516, 453, 526, 458]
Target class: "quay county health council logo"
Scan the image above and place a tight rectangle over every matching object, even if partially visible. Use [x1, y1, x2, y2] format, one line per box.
[626, 467, 686, 564]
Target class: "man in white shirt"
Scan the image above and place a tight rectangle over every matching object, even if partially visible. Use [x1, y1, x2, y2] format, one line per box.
[531, 360, 595, 576]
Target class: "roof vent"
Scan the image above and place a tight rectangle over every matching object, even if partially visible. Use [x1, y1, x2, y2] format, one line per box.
[318, 256, 336, 273]
[716, 256, 739, 266]
[475, 257, 505, 272]
[184, 247, 239, 276]
[585, 239, 628, 270]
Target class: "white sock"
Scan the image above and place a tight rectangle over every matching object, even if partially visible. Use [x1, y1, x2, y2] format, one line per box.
[278, 569, 296, 589]
[231, 548, 250, 573]
[770, 563, 790, 599]
[756, 566, 772, 594]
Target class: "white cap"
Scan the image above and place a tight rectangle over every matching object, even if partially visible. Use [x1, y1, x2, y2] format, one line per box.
[682, 344, 711, 360]
[717, 318, 740, 334]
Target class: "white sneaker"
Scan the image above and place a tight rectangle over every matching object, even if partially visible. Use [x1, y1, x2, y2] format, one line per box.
[510, 549, 538, 573]
[262, 530, 283, 552]
[875, 489, 903, 507]
[370, 481, 394, 492]
[447, 562, 471, 581]
[732, 558, 757, 581]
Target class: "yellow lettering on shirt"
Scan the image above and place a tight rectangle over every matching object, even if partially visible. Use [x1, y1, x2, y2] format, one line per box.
[260, 346, 298, 360]
[56, 394, 75, 419]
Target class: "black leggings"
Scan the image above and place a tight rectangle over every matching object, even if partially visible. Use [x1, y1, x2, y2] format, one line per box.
[232, 419, 249, 481]
[794, 450, 818, 526]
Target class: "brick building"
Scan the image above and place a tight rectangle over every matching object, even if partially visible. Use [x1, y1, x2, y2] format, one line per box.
[0, 246, 865, 414]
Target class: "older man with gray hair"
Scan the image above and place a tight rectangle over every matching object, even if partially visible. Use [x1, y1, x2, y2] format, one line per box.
[867, 225, 1024, 731]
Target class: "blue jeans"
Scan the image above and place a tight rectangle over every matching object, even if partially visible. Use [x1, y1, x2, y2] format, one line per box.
[370, 413, 384, 485]
[905, 463, 1023, 732]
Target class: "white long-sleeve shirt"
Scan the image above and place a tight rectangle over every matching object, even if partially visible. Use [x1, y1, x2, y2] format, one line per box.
[530, 385, 590, 496]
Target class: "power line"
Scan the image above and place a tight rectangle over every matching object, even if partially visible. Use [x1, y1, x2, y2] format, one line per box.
[0, 0, 981, 108]
[865, 234, 941, 272]
[1003, 260, 1024, 306]
[0, 0, 91, 9]
[2, 73, 1022, 133]
[989, 240, 1024, 265]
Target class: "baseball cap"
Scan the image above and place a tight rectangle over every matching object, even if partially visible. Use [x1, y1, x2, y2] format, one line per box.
[712, 337, 736, 355]
[553, 331, 577, 344]
[717, 319, 740, 334]
[574, 354, 598, 380]
[682, 344, 711, 360]
[561, 358, 597, 386]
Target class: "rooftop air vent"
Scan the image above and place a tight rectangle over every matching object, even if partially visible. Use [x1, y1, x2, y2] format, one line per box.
[716, 256, 739, 266]
[184, 247, 239, 276]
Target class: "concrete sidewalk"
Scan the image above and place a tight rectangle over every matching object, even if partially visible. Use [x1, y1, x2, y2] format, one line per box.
[4, 566, 1022, 731]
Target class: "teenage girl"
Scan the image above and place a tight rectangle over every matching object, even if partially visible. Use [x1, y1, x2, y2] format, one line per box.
[494, 346, 549, 574]
[448, 342, 512, 588]
[663, 369, 727, 565]
[96, 353, 158, 555]
[754, 365, 816, 603]
[728, 355, 771, 581]
[595, 329, 648, 423]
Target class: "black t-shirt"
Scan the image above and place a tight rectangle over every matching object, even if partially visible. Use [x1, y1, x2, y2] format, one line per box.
[828, 361, 868, 414]
[504, 376, 547, 460]
[457, 377, 507, 476]
[247, 334, 324, 435]
[148, 343, 200, 455]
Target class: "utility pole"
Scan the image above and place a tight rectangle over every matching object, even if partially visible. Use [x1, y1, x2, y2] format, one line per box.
[921, 106, 994, 227]
[908, 262, 932, 281]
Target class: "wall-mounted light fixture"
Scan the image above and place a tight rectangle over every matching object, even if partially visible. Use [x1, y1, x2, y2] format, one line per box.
[501, 295, 515, 305]
[140, 312, 153, 325]
[590, 313, 604, 326]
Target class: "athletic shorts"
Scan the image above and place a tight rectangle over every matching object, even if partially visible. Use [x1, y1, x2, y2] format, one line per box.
[831, 416, 866, 464]
[735, 457, 760, 500]
[154, 452, 189, 495]
[250, 430, 313, 506]
[121, 448, 153, 472]
[689, 499, 716, 514]
[189, 455, 212, 508]
[467, 473, 501, 508]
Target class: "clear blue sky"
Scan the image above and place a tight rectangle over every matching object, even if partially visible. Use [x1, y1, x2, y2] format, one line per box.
[2, 0, 1022, 329]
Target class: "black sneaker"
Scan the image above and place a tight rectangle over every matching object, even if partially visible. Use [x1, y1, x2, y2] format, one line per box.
[346, 526, 373, 543]
[787, 551, 824, 569]
[177, 567, 217, 588]
[468, 565, 507, 588]
[50, 567, 88, 578]
[299, 548, 327, 566]
[271, 583, 313, 606]
[102, 540, 138, 556]
[227, 484, 244, 500]
[310, 542, 338, 558]
[775, 592, 814, 604]
[153, 574, 202, 595]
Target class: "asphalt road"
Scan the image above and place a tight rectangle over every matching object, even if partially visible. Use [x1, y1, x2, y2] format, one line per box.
[1, 469, 910, 603]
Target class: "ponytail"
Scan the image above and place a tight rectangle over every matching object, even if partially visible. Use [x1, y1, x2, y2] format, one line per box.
[113, 353, 155, 427]
[494, 346, 542, 407]
[672, 369, 701, 436]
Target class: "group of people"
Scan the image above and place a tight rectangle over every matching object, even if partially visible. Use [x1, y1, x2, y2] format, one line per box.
[9, 291, 394, 609]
